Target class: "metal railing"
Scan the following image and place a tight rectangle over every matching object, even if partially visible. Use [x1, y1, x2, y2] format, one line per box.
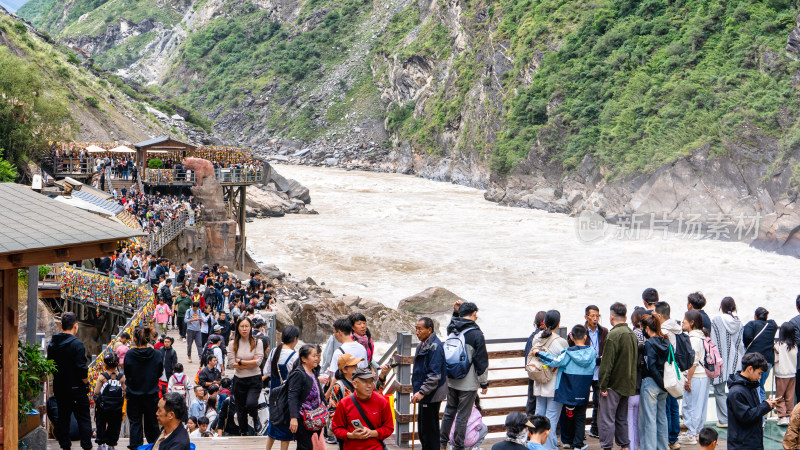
[214, 166, 263, 184]
[143, 168, 197, 185]
[141, 167, 263, 185]
[142, 210, 195, 253]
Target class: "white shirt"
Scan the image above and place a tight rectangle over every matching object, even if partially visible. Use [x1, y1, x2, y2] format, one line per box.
[327, 341, 369, 375]
[264, 347, 300, 379]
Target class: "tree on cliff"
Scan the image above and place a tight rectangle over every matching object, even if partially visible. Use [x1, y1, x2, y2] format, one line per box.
[0, 46, 72, 179]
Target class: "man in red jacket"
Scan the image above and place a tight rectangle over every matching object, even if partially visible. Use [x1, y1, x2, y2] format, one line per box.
[332, 367, 394, 450]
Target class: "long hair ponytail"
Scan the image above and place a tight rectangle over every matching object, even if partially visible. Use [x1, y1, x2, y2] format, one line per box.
[540, 310, 561, 339]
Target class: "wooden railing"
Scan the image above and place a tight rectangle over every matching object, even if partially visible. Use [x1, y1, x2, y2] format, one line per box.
[385, 332, 532, 447]
[214, 167, 263, 184]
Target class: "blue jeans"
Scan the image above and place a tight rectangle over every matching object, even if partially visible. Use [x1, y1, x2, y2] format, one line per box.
[536, 396, 563, 450]
[639, 378, 668, 450]
[666, 393, 680, 444]
[758, 364, 772, 402]
[682, 377, 710, 436]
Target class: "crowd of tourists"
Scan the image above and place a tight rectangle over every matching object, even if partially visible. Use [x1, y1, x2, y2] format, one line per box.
[47, 280, 800, 450]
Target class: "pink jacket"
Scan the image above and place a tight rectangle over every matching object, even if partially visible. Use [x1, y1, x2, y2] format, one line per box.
[155, 304, 172, 323]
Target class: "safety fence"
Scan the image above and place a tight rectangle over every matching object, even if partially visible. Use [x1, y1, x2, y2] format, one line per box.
[59, 265, 154, 309]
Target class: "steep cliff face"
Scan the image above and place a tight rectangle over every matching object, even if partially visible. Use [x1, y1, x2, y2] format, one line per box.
[0, 7, 171, 143]
[16, 0, 800, 255]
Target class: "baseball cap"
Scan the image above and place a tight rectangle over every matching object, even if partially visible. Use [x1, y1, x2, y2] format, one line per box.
[223, 288, 230, 292]
[213, 324, 222, 332]
[337, 353, 364, 371]
[352, 367, 376, 380]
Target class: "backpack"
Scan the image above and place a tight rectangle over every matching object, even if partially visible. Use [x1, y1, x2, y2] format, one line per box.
[673, 332, 695, 372]
[268, 370, 291, 426]
[170, 373, 189, 400]
[702, 337, 723, 378]
[443, 327, 477, 379]
[97, 372, 124, 413]
[525, 333, 558, 383]
[200, 344, 215, 367]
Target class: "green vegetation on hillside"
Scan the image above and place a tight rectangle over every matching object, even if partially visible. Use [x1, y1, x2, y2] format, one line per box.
[163, 0, 374, 138]
[0, 16, 72, 176]
[492, 0, 800, 175]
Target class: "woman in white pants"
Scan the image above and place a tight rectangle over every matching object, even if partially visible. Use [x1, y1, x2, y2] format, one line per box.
[679, 311, 709, 445]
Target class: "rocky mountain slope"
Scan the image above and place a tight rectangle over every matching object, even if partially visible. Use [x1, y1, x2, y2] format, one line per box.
[16, 0, 800, 255]
[0, 7, 179, 144]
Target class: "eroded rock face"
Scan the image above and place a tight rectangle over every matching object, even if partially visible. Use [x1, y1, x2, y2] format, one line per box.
[398, 287, 464, 314]
[788, 15, 800, 57]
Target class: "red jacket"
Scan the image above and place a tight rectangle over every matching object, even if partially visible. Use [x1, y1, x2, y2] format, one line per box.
[332, 393, 393, 450]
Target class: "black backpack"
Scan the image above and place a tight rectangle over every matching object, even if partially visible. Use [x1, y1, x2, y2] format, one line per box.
[97, 372, 124, 413]
[200, 344, 215, 367]
[674, 332, 695, 372]
[268, 368, 292, 426]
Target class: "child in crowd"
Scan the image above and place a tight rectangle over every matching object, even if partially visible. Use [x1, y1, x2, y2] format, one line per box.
[774, 322, 798, 426]
[698, 427, 718, 450]
[526, 415, 551, 450]
[535, 324, 596, 450]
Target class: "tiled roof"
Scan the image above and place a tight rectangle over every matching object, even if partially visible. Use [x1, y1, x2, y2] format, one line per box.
[72, 190, 124, 215]
[0, 183, 143, 255]
[134, 136, 169, 147]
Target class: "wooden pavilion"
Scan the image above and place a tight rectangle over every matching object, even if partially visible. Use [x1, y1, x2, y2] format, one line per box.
[133, 136, 196, 167]
[0, 183, 143, 449]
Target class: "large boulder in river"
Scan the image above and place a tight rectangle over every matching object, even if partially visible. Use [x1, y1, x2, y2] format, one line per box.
[398, 287, 465, 315]
[286, 178, 311, 204]
[247, 184, 290, 217]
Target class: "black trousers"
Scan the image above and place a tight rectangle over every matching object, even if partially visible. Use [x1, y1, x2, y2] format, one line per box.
[55, 386, 93, 450]
[126, 393, 160, 450]
[95, 407, 123, 446]
[526, 380, 537, 415]
[177, 316, 186, 338]
[296, 425, 320, 450]
[560, 404, 587, 447]
[589, 380, 599, 434]
[233, 375, 262, 435]
[795, 370, 800, 407]
[418, 401, 441, 450]
[201, 332, 210, 349]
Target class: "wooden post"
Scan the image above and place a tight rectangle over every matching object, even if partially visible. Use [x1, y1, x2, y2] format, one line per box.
[1, 268, 20, 449]
[26, 266, 38, 344]
[395, 331, 412, 447]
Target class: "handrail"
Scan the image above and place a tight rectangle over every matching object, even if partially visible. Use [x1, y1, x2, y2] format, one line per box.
[86, 293, 155, 393]
[143, 168, 197, 185]
[142, 210, 195, 253]
[59, 264, 154, 310]
[213, 166, 263, 184]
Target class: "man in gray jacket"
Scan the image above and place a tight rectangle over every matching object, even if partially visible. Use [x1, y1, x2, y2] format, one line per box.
[439, 302, 489, 450]
[412, 317, 448, 450]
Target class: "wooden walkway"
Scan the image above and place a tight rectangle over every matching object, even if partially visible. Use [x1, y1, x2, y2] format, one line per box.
[48, 324, 800, 450]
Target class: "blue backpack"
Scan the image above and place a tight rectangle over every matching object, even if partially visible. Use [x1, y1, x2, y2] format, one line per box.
[443, 327, 476, 379]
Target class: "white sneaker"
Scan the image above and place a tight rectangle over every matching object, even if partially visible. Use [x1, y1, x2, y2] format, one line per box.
[678, 435, 697, 445]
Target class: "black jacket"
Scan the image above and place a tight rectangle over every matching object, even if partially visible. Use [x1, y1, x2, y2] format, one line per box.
[47, 333, 89, 394]
[643, 336, 670, 390]
[158, 424, 191, 450]
[727, 372, 772, 449]
[159, 285, 173, 303]
[743, 319, 778, 364]
[698, 310, 712, 335]
[159, 346, 178, 380]
[124, 347, 164, 396]
[198, 366, 222, 387]
[287, 365, 324, 419]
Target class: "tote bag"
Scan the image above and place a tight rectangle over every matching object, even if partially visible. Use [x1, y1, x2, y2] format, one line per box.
[663, 344, 685, 398]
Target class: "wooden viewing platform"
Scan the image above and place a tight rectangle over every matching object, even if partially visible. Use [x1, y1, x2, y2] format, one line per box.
[49, 325, 783, 450]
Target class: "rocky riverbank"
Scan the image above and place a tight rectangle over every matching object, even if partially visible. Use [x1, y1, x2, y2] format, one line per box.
[252, 259, 465, 343]
[254, 134, 800, 259]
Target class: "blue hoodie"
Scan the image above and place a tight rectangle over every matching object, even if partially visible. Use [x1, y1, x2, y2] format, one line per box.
[537, 345, 596, 406]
